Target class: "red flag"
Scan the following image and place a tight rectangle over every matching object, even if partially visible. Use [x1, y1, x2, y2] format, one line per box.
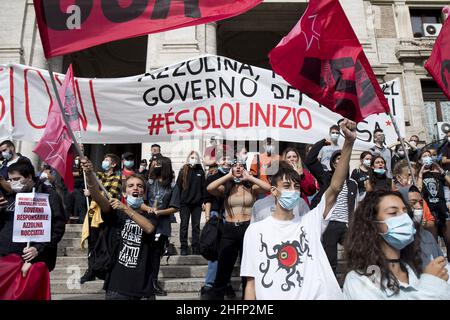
[425, 9, 450, 100]
[33, 0, 262, 58]
[269, 0, 390, 123]
[60, 65, 81, 133]
[0, 254, 51, 300]
[33, 67, 75, 192]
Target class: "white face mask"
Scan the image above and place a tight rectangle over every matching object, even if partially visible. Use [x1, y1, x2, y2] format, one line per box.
[40, 172, 48, 181]
[363, 159, 371, 167]
[189, 158, 198, 166]
[330, 133, 339, 142]
[74, 159, 80, 166]
[413, 209, 423, 223]
[10, 180, 26, 193]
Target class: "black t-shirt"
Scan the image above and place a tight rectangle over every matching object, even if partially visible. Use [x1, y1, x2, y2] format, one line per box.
[103, 208, 158, 298]
[350, 168, 369, 195]
[442, 144, 450, 171]
[146, 180, 180, 237]
[205, 171, 225, 214]
[422, 172, 446, 207]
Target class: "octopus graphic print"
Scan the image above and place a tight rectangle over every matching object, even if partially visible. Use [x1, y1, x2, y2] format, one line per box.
[259, 226, 312, 291]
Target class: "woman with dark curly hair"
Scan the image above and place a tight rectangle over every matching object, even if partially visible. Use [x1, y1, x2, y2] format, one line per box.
[343, 190, 450, 299]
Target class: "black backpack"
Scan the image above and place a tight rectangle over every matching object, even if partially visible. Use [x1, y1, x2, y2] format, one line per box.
[199, 216, 222, 262]
[89, 225, 120, 280]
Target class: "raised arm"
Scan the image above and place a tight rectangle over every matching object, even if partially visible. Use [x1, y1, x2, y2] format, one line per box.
[304, 139, 329, 188]
[80, 158, 112, 214]
[241, 170, 271, 195]
[323, 119, 356, 218]
[206, 170, 233, 197]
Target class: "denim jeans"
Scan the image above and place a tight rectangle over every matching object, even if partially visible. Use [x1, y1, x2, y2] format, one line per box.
[204, 211, 221, 287]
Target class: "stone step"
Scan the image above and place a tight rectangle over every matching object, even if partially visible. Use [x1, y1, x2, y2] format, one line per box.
[50, 265, 240, 280]
[51, 292, 231, 300]
[51, 277, 243, 294]
[53, 255, 210, 269]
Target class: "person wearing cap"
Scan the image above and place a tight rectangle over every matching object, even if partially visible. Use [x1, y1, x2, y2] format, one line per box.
[206, 158, 271, 299]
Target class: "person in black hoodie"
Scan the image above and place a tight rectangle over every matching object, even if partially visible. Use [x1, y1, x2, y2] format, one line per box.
[140, 156, 180, 296]
[304, 138, 358, 275]
[0, 160, 66, 275]
[177, 151, 207, 256]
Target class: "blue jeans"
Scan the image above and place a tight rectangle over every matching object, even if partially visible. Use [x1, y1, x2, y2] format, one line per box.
[204, 211, 221, 287]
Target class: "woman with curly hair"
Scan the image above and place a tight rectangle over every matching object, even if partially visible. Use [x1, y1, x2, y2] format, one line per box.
[343, 190, 450, 299]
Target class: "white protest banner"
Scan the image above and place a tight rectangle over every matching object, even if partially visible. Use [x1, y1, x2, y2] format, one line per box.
[0, 55, 404, 150]
[13, 193, 51, 243]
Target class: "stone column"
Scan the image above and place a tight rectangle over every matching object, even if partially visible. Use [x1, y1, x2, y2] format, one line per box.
[394, 2, 414, 39]
[402, 62, 426, 138]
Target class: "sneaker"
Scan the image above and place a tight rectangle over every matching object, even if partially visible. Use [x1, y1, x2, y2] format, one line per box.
[199, 285, 213, 300]
[191, 246, 200, 255]
[180, 248, 189, 256]
[79, 269, 95, 284]
[153, 281, 167, 296]
[225, 283, 236, 299]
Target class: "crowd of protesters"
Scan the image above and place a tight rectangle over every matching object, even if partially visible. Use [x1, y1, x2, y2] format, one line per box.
[1, 119, 450, 300]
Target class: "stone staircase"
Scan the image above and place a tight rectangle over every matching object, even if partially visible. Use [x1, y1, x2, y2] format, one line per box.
[51, 223, 242, 300]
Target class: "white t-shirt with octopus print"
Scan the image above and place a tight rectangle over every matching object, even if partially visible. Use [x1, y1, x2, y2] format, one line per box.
[240, 195, 343, 300]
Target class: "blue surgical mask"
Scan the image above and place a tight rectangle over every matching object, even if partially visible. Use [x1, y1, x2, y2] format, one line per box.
[422, 156, 433, 167]
[373, 168, 386, 175]
[277, 190, 301, 211]
[264, 145, 274, 155]
[363, 159, 371, 167]
[376, 214, 416, 250]
[124, 160, 134, 168]
[218, 166, 230, 174]
[2, 150, 12, 161]
[102, 160, 111, 171]
[126, 196, 144, 209]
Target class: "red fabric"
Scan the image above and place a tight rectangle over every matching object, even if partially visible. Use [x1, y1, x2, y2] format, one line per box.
[0, 254, 51, 300]
[33, 66, 75, 192]
[60, 65, 81, 132]
[33, 0, 262, 58]
[269, 0, 390, 123]
[425, 11, 450, 100]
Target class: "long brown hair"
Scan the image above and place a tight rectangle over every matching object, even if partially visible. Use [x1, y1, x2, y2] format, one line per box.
[180, 151, 202, 190]
[281, 148, 303, 171]
[344, 190, 422, 294]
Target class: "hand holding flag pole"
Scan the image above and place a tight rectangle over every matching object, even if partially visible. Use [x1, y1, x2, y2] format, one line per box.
[45, 61, 110, 199]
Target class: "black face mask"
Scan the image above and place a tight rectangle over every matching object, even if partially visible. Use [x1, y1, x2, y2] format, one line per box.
[152, 167, 162, 177]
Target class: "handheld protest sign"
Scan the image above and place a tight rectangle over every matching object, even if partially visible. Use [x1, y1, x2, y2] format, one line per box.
[13, 193, 51, 243]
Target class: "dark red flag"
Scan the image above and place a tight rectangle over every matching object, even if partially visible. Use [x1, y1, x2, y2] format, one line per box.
[269, 0, 390, 123]
[33, 66, 75, 192]
[425, 8, 450, 100]
[33, 0, 262, 58]
[0, 254, 51, 300]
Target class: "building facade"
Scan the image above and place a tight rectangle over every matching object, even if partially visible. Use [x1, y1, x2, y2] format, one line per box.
[0, 0, 448, 169]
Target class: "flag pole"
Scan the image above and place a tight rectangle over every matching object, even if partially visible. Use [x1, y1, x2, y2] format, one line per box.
[388, 110, 416, 186]
[46, 60, 110, 199]
[74, 131, 91, 215]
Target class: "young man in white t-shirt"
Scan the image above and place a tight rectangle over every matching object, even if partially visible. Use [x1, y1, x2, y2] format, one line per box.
[240, 119, 357, 300]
